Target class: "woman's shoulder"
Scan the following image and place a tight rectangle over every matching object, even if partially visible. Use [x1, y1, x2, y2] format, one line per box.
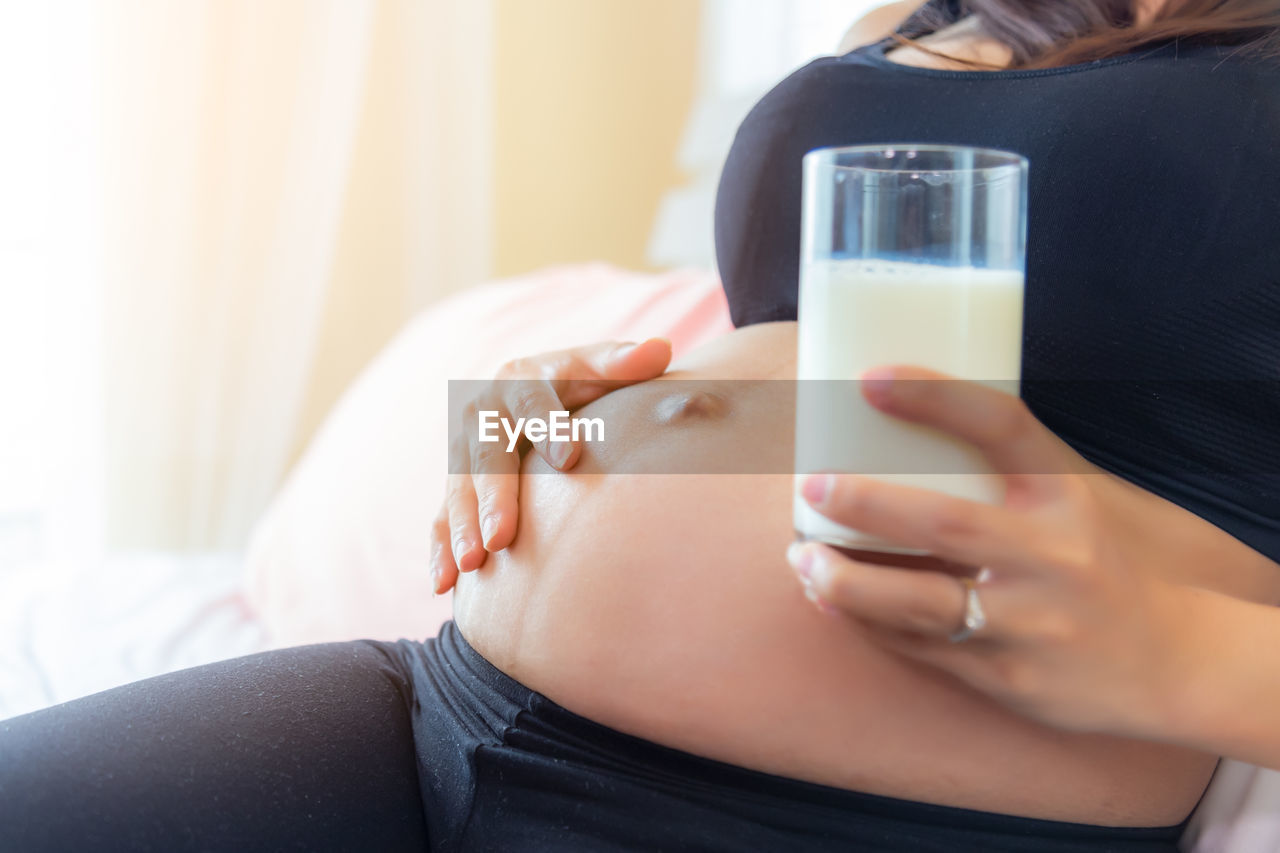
[835, 0, 920, 55]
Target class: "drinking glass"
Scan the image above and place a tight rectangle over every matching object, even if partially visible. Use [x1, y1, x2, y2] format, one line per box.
[794, 144, 1029, 557]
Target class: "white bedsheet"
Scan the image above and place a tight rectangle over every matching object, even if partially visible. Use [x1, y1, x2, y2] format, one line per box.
[0, 553, 267, 720]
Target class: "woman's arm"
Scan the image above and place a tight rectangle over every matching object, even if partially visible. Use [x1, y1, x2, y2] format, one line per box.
[1171, 587, 1280, 769]
[788, 366, 1280, 768]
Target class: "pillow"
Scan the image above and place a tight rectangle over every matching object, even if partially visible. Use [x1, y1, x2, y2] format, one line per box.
[242, 264, 732, 646]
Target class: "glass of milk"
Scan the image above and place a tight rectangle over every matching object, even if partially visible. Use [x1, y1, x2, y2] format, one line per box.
[794, 144, 1028, 557]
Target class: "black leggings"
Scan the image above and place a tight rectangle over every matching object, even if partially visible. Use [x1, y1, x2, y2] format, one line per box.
[0, 623, 1188, 852]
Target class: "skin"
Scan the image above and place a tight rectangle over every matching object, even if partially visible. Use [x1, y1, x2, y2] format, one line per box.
[450, 323, 1279, 826]
[436, 337, 675, 578]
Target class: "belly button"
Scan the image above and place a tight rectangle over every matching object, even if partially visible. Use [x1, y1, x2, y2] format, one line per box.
[654, 390, 730, 424]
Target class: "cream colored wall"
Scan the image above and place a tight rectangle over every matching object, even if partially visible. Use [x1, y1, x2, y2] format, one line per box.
[492, 0, 701, 276]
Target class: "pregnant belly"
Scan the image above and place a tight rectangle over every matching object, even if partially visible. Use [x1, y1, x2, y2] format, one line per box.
[451, 356, 1217, 827]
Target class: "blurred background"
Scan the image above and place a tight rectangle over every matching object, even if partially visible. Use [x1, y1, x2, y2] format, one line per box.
[0, 0, 888, 715]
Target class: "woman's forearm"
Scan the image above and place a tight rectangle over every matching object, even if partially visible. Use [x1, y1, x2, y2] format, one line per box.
[1165, 586, 1280, 769]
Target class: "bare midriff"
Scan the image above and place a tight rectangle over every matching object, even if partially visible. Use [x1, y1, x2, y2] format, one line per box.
[453, 322, 1219, 827]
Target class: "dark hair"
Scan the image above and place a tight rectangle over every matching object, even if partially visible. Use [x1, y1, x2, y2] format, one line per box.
[896, 0, 1280, 69]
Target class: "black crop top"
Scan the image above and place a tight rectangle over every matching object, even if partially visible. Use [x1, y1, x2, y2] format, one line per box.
[714, 35, 1280, 561]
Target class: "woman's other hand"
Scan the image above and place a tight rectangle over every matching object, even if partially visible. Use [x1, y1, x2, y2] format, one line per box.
[431, 338, 672, 595]
[786, 366, 1277, 739]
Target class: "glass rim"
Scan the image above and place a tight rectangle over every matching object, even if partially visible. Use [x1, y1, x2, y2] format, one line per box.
[805, 143, 1028, 175]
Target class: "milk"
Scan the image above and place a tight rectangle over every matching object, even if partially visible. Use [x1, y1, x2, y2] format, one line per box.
[794, 259, 1025, 554]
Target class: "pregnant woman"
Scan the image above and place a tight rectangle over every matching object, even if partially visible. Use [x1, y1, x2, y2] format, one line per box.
[446, 323, 1278, 848]
[4, 1, 1280, 851]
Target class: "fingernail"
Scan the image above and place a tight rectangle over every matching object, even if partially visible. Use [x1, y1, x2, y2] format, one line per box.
[805, 547, 834, 589]
[549, 440, 572, 469]
[862, 368, 896, 404]
[801, 474, 834, 507]
[786, 541, 813, 581]
[481, 514, 499, 549]
[803, 581, 840, 616]
[611, 342, 638, 361]
[430, 563, 440, 593]
[452, 538, 470, 570]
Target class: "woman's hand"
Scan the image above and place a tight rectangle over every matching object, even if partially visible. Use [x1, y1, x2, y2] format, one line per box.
[431, 338, 672, 595]
[785, 367, 1238, 738]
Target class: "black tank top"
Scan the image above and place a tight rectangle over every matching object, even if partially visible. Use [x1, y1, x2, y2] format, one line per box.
[714, 35, 1280, 561]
